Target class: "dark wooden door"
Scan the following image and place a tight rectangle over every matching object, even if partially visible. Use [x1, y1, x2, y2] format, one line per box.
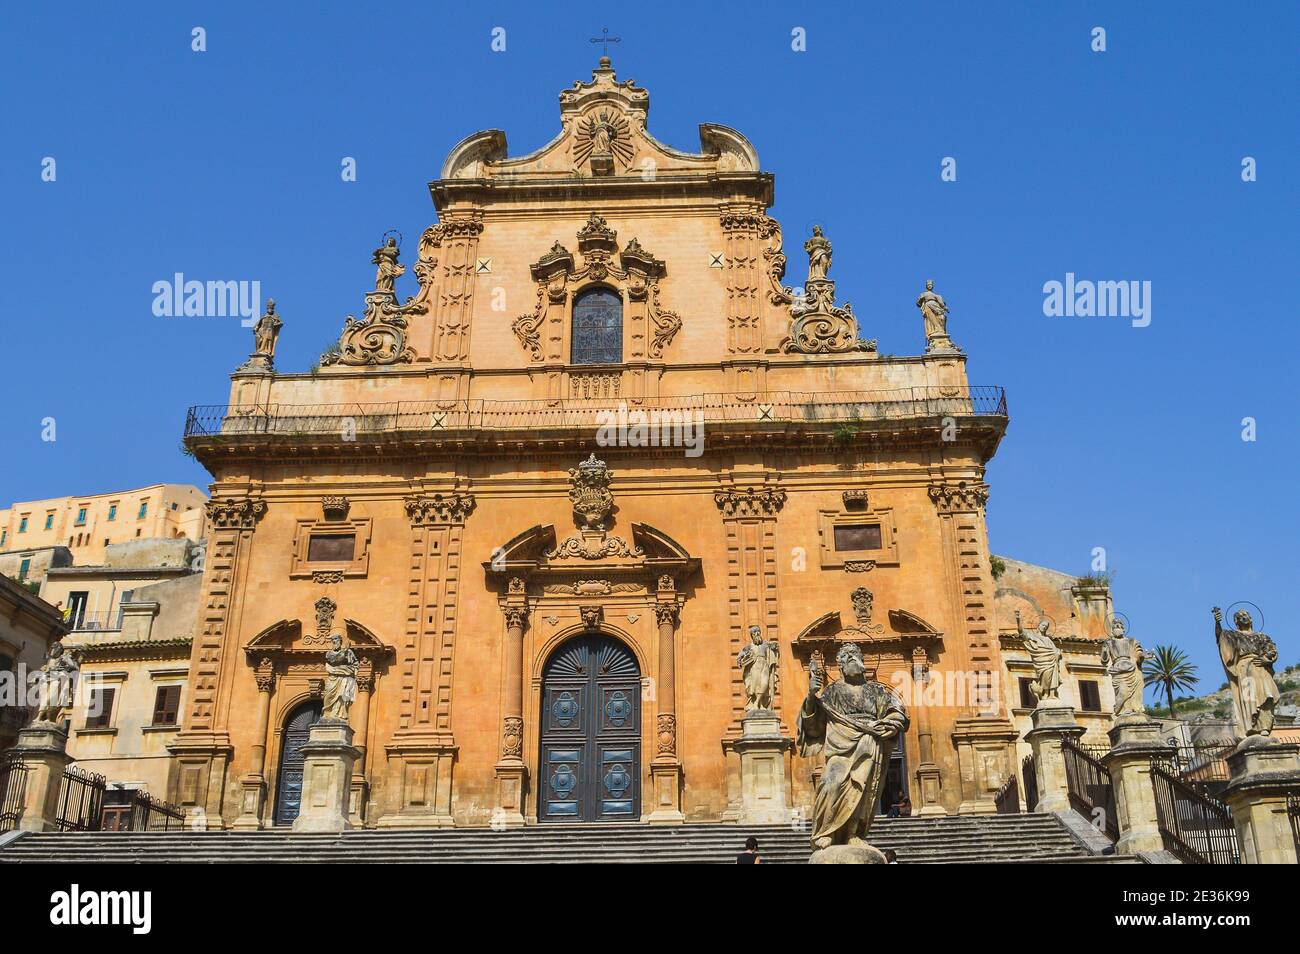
[539, 634, 640, 822]
[273, 700, 321, 825]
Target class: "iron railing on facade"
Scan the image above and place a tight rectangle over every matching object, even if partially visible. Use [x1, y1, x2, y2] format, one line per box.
[126, 789, 188, 831]
[1022, 754, 1038, 812]
[54, 764, 106, 832]
[184, 385, 1009, 440]
[1149, 757, 1239, 864]
[1153, 742, 1235, 786]
[0, 755, 29, 832]
[67, 609, 123, 632]
[1062, 737, 1118, 841]
[994, 769, 1020, 814]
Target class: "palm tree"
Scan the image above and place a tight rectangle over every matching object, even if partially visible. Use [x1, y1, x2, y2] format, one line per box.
[1142, 645, 1200, 717]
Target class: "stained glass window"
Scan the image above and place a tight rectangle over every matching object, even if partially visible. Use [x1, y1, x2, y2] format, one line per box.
[571, 287, 623, 365]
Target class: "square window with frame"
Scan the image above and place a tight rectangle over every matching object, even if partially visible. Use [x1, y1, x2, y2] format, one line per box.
[1018, 677, 1036, 710]
[1078, 679, 1101, 712]
[86, 686, 116, 729]
[290, 517, 372, 579]
[152, 684, 182, 726]
[818, 506, 899, 569]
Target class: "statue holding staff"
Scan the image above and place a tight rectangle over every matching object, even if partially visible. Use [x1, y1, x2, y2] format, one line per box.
[797, 642, 909, 850]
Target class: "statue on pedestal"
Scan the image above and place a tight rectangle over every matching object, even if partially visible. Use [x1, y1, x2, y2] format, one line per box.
[804, 226, 832, 282]
[797, 643, 909, 851]
[1213, 607, 1280, 737]
[322, 634, 359, 721]
[372, 237, 405, 296]
[1101, 617, 1150, 719]
[253, 299, 282, 358]
[31, 641, 80, 725]
[737, 625, 780, 711]
[915, 279, 954, 349]
[1016, 611, 1065, 704]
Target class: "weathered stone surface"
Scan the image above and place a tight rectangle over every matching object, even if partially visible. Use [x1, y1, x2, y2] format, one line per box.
[810, 844, 887, 865]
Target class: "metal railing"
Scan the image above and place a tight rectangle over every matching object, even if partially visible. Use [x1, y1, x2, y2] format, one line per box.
[124, 790, 188, 832]
[994, 769, 1020, 814]
[66, 609, 123, 632]
[1063, 737, 1118, 841]
[1149, 758, 1239, 864]
[0, 755, 28, 832]
[1154, 742, 1235, 788]
[1022, 754, 1038, 812]
[184, 385, 1008, 441]
[54, 764, 106, 832]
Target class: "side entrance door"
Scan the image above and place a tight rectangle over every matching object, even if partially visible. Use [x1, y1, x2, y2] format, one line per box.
[273, 700, 321, 825]
[538, 634, 640, 822]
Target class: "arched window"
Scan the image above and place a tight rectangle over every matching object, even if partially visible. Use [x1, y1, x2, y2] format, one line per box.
[570, 287, 623, 365]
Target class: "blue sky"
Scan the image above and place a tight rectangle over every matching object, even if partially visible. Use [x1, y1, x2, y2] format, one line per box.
[2, 2, 1296, 690]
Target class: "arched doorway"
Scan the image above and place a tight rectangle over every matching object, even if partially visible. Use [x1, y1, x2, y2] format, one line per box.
[273, 699, 322, 826]
[538, 633, 640, 822]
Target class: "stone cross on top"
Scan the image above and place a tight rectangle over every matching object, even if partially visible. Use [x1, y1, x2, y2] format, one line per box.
[590, 27, 620, 59]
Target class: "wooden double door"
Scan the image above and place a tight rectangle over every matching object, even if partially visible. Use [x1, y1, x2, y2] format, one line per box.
[538, 634, 641, 822]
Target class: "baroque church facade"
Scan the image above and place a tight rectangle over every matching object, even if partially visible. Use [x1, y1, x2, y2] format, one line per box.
[170, 58, 1031, 829]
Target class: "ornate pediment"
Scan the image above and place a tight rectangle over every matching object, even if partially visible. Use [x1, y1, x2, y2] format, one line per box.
[483, 521, 699, 584]
[434, 60, 761, 183]
[243, 617, 392, 659]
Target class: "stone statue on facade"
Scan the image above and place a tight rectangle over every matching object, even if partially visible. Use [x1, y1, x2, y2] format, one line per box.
[31, 641, 80, 726]
[804, 225, 832, 282]
[1213, 607, 1280, 738]
[1100, 617, 1149, 720]
[737, 625, 780, 711]
[253, 299, 282, 359]
[797, 642, 909, 857]
[1016, 611, 1066, 705]
[322, 633, 359, 721]
[916, 280, 956, 352]
[372, 237, 406, 295]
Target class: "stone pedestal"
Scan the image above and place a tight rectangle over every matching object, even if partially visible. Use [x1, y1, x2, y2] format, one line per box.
[646, 761, 685, 824]
[1102, 717, 1168, 855]
[10, 723, 73, 832]
[231, 774, 267, 830]
[292, 720, 360, 833]
[1222, 737, 1300, 865]
[1024, 704, 1083, 815]
[491, 760, 528, 829]
[732, 710, 792, 826]
[810, 844, 887, 864]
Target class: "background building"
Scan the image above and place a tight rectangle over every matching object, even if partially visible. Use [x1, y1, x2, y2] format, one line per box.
[0, 483, 207, 571]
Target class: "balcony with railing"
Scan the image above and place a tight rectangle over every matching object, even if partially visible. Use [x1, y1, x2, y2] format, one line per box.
[184, 385, 1008, 452]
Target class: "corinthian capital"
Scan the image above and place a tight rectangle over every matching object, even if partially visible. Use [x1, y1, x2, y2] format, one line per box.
[714, 487, 787, 518]
[205, 496, 267, 530]
[404, 492, 476, 526]
[927, 481, 990, 514]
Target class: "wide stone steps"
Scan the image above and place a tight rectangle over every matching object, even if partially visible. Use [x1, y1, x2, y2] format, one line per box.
[1, 814, 1138, 864]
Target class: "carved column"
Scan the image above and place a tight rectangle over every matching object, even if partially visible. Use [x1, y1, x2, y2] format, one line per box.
[493, 582, 529, 829]
[714, 484, 786, 820]
[378, 492, 474, 829]
[648, 581, 685, 824]
[167, 495, 266, 826]
[419, 215, 484, 363]
[349, 660, 374, 826]
[719, 208, 766, 354]
[930, 480, 1017, 813]
[232, 657, 275, 830]
[910, 647, 946, 816]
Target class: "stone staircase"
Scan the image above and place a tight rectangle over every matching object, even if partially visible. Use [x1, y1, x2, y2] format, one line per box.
[0, 813, 1140, 864]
